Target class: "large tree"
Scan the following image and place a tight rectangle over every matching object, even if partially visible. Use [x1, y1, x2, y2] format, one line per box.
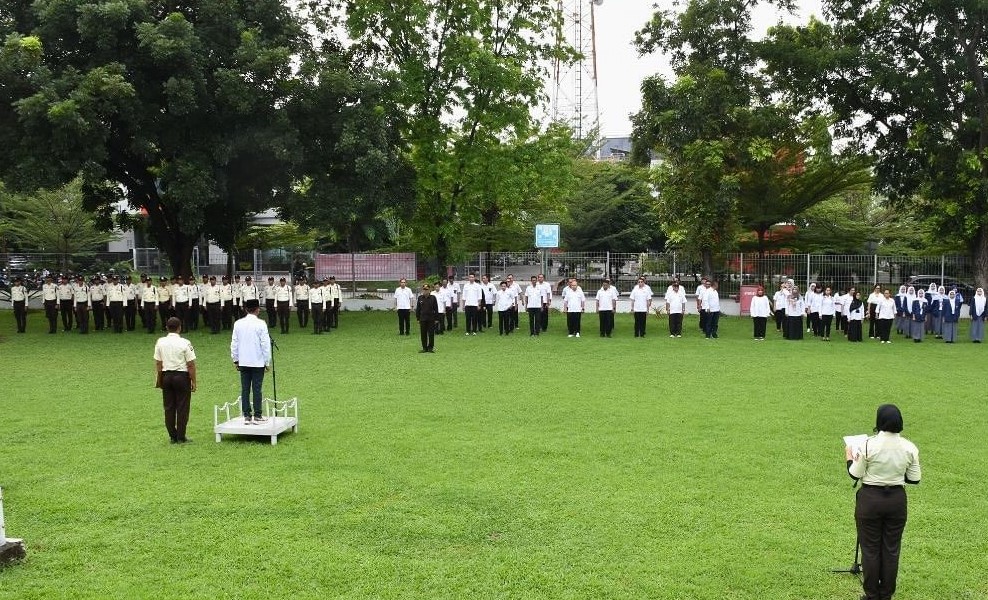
[562, 160, 664, 252]
[1, 178, 113, 270]
[331, 0, 576, 268]
[760, 1, 988, 287]
[631, 0, 789, 276]
[0, 1, 312, 276]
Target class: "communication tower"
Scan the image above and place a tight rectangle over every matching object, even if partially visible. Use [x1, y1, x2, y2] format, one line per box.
[552, 0, 602, 143]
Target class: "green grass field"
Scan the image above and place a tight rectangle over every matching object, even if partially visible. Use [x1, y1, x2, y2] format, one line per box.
[1, 310, 986, 599]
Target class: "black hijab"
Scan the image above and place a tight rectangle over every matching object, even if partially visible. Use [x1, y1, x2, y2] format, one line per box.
[874, 404, 904, 433]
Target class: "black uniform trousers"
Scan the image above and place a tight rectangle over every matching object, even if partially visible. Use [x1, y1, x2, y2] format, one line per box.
[144, 304, 158, 333]
[91, 300, 105, 330]
[297, 300, 310, 328]
[207, 302, 222, 334]
[158, 303, 171, 330]
[419, 318, 436, 350]
[75, 302, 90, 333]
[60, 299, 74, 330]
[634, 311, 647, 337]
[125, 301, 137, 330]
[13, 300, 27, 333]
[311, 304, 324, 333]
[161, 371, 192, 442]
[109, 301, 124, 333]
[45, 299, 58, 333]
[397, 308, 411, 335]
[527, 308, 541, 335]
[753, 316, 768, 338]
[599, 310, 614, 336]
[266, 299, 277, 327]
[277, 301, 291, 333]
[668, 312, 683, 336]
[856, 485, 908, 600]
[464, 305, 479, 333]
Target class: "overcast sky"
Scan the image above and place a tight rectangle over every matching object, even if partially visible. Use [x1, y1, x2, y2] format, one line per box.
[591, 0, 824, 137]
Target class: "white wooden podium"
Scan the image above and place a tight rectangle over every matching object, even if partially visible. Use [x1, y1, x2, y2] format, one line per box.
[213, 397, 299, 445]
[0, 487, 26, 565]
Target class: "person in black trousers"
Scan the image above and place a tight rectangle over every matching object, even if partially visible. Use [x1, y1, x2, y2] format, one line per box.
[845, 404, 921, 600]
[415, 283, 438, 353]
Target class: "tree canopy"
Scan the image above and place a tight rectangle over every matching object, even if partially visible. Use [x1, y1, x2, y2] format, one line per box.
[760, 0, 988, 286]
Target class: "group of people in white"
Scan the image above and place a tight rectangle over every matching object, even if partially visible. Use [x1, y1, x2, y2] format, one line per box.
[10, 272, 344, 336]
[752, 279, 988, 343]
[395, 274, 988, 344]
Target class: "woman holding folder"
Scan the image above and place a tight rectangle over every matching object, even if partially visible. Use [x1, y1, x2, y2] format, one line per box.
[845, 405, 922, 600]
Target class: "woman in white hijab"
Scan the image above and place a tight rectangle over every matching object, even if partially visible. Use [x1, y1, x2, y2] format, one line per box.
[892, 285, 908, 336]
[941, 289, 962, 343]
[902, 286, 917, 338]
[910, 289, 928, 342]
[933, 285, 947, 338]
[970, 288, 987, 343]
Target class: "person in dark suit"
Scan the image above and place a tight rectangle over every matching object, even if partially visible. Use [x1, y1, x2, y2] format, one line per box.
[414, 283, 439, 353]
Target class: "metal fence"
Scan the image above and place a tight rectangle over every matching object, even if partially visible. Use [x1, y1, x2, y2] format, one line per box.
[3, 250, 974, 298]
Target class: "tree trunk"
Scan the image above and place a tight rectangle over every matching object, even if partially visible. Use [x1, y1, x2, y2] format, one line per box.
[974, 223, 988, 291]
[701, 248, 715, 281]
[162, 237, 195, 279]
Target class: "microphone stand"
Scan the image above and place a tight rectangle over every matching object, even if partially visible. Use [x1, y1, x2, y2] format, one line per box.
[831, 537, 862, 576]
[269, 336, 278, 423]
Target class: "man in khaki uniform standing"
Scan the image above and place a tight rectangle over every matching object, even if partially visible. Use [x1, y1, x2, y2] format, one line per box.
[153, 317, 197, 444]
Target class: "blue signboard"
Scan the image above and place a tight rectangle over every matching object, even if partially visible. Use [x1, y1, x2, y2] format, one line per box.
[535, 223, 560, 249]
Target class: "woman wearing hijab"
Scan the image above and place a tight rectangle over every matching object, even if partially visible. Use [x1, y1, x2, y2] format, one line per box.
[892, 285, 908, 336]
[902, 286, 917, 338]
[867, 284, 884, 339]
[819, 286, 836, 341]
[925, 283, 939, 334]
[941, 289, 962, 343]
[932, 285, 946, 338]
[910, 289, 928, 343]
[847, 289, 864, 342]
[845, 404, 921, 600]
[785, 286, 805, 340]
[970, 287, 986, 343]
[749, 286, 771, 340]
[876, 288, 896, 344]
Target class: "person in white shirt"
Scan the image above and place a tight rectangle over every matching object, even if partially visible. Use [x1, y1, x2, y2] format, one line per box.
[846, 288, 865, 342]
[505, 274, 522, 332]
[203, 276, 224, 334]
[394, 278, 416, 336]
[172, 277, 190, 331]
[294, 277, 311, 330]
[772, 282, 788, 334]
[9, 276, 29, 333]
[446, 275, 460, 329]
[42, 274, 59, 333]
[562, 278, 586, 337]
[524, 276, 544, 336]
[89, 276, 106, 330]
[833, 289, 847, 334]
[806, 282, 823, 336]
[308, 280, 326, 334]
[701, 279, 721, 339]
[72, 275, 92, 334]
[274, 277, 294, 334]
[869, 284, 887, 339]
[595, 278, 619, 337]
[230, 300, 272, 424]
[460, 273, 484, 335]
[664, 280, 687, 337]
[629, 277, 653, 338]
[819, 287, 836, 341]
[493, 281, 514, 335]
[480, 274, 497, 330]
[325, 276, 342, 329]
[749, 286, 772, 340]
[537, 273, 553, 332]
[695, 277, 709, 333]
[219, 275, 235, 330]
[141, 278, 161, 334]
[154, 316, 197, 443]
[432, 282, 447, 335]
[57, 275, 75, 331]
[876, 288, 897, 343]
[784, 286, 804, 340]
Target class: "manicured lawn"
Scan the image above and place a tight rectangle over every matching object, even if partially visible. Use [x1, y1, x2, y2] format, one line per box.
[1, 310, 986, 599]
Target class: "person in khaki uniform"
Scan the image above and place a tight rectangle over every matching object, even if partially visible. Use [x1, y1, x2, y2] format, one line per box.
[153, 317, 197, 444]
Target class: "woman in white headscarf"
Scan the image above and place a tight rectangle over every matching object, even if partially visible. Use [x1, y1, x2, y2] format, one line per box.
[941, 289, 962, 343]
[932, 285, 947, 338]
[970, 288, 986, 343]
[892, 285, 908, 336]
[785, 286, 805, 340]
[902, 286, 917, 338]
[925, 283, 939, 334]
[910, 289, 928, 342]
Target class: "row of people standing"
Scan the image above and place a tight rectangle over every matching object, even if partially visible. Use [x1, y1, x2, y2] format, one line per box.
[761, 280, 986, 343]
[10, 273, 345, 336]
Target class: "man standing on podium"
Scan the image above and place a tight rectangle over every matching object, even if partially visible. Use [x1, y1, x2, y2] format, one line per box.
[231, 300, 272, 424]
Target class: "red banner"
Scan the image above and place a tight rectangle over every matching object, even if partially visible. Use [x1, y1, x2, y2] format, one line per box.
[739, 285, 761, 316]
